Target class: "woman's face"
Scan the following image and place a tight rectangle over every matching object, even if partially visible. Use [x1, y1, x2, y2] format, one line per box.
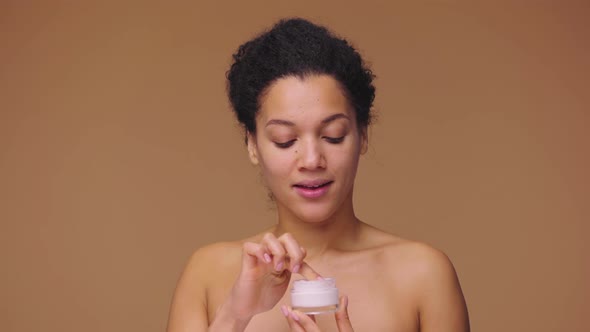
[247, 74, 367, 223]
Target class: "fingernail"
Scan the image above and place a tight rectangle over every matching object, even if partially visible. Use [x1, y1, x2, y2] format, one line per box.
[263, 253, 271, 263]
[280, 305, 289, 317]
[317, 276, 324, 280]
[290, 311, 300, 321]
[292, 264, 300, 273]
[276, 261, 284, 271]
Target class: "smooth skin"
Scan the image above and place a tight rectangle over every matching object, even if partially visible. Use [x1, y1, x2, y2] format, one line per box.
[166, 75, 470, 332]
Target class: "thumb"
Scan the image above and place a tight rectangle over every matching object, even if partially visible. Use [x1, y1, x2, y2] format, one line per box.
[335, 295, 354, 332]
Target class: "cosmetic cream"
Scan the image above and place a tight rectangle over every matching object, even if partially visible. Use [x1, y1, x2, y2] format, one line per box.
[290, 278, 339, 315]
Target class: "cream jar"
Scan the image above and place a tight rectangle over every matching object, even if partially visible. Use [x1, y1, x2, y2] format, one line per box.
[290, 278, 339, 315]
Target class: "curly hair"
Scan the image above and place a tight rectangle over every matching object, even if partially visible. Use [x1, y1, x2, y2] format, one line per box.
[226, 18, 376, 140]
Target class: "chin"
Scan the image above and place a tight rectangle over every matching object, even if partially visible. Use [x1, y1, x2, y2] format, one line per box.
[274, 190, 349, 224]
[292, 205, 339, 224]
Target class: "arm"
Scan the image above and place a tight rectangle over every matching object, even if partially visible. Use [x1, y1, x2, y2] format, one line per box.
[416, 247, 470, 332]
[166, 249, 211, 332]
[167, 246, 252, 332]
[167, 235, 320, 332]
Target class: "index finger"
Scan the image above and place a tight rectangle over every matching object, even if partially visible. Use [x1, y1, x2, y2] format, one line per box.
[297, 261, 322, 280]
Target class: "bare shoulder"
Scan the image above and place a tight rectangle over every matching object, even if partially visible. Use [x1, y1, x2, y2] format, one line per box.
[179, 231, 268, 286]
[184, 241, 243, 277]
[361, 225, 458, 282]
[388, 240, 457, 281]
[367, 228, 469, 331]
[167, 240, 249, 331]
[170, 241, 243, 305]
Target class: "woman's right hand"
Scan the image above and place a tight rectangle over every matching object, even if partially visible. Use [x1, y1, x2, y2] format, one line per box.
[222, 232, 320, 322]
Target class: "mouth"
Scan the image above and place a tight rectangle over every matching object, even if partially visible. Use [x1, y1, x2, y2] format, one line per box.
[292, 181, 333, 199]
[293, 181, 333, 189]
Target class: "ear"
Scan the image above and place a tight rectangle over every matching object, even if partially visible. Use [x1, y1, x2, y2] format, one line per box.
[246, 132, 259, 165]
[359, 127, 368, 155]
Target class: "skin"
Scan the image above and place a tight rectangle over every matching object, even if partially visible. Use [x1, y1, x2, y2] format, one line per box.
[167, 74, 470, 332]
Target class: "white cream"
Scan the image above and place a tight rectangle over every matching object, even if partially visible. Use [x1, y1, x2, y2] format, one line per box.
[290, 278, 339, 315]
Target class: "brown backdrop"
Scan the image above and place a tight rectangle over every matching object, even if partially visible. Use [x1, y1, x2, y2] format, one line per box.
[1, 1, 588, 331]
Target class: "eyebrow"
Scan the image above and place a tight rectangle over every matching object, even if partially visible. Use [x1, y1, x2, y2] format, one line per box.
[265, 113, 350, 127]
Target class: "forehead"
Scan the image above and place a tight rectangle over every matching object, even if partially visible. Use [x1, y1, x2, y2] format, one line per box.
[257, 74, 354, 124]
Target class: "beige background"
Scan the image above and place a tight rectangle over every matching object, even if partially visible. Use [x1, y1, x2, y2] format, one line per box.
[1, 1, 588, 331]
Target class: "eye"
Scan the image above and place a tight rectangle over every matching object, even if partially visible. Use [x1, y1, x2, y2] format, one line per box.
[274, 139, 296, 149]
[324, 136, 345, 144]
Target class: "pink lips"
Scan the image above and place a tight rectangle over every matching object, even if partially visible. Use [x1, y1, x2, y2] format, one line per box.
[293, 180, 333, 199]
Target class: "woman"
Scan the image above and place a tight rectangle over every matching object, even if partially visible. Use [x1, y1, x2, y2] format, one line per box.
[167, 18, 469, 332]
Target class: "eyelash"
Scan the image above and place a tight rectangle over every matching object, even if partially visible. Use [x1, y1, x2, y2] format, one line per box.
[324, 136, 345, 144]
[274, 140, 296, 149]
[274, 136, 345, 149]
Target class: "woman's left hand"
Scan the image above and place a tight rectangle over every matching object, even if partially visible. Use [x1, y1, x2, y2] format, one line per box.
[281, 295, 354, 332]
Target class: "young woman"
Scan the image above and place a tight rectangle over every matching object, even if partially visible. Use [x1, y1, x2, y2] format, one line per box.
[167, 18, 469, 332]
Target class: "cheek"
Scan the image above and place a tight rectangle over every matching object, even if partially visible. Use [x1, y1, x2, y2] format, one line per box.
[334, 138, 361, 162]
[335, 154, 360, 174]
[259, 151, 295, 179]
[330, 147, 362, 180]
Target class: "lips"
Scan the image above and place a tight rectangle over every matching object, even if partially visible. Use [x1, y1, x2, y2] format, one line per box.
[293, 180, 333, 188]
[293, 180, 333, 199]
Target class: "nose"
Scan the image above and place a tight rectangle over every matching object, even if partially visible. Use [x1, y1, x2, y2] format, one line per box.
[297, 138, 326, 170]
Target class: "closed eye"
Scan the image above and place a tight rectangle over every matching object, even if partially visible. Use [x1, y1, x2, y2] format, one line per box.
[274, 139, 296, 149]
[324, 136, 345, 144]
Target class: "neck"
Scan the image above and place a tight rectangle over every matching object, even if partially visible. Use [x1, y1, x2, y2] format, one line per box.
[271, 194, 362, 258]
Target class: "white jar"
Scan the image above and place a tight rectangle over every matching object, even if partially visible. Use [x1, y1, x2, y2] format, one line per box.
[290, 278, 339, 315]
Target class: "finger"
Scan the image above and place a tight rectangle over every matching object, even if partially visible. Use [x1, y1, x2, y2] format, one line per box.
[297, 261, 322, 280]
[291, 310, 321, 332]
[242, 242, 271, 268]
[334, 295, 354, 332]
[281, 305, 305, 332]
[262, 233, 287, 272]
[278, 233, 305, 273]
[300, 246, 307, 257]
